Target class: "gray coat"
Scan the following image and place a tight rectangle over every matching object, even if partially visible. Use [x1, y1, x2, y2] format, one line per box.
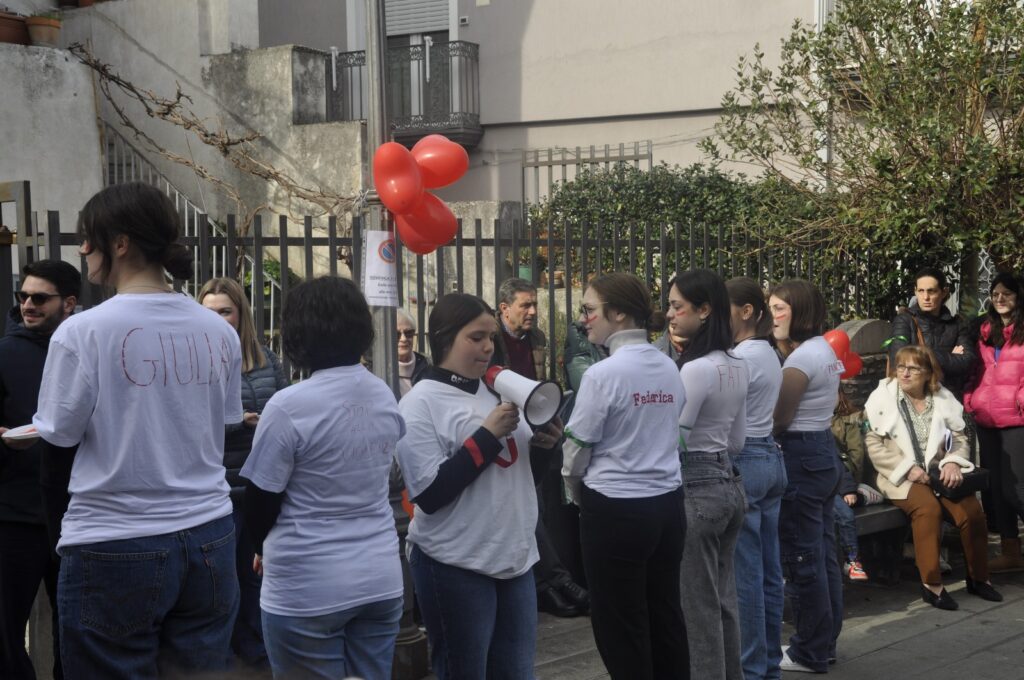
[225, 346, 289, 499]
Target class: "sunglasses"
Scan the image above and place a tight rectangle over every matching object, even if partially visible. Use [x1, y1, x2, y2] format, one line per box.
[15, 291, 63, 306]
[397, 329, 416, 339]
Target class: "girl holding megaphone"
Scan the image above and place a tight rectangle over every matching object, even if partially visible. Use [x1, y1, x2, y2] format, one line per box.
[395, 293, 562, 680]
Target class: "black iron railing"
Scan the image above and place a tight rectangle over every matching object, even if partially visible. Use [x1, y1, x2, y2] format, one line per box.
[326, 40, 482, 147]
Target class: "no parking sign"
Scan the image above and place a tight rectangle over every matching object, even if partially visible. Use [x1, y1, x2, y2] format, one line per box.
[363, 230, 398, 307]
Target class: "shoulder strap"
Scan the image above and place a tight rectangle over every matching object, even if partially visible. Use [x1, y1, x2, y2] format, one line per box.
[898, 398, 926, 467]
[909, 315, 925, 346]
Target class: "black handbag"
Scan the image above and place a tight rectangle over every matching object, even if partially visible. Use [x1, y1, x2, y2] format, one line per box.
[928, 466, 989, 500]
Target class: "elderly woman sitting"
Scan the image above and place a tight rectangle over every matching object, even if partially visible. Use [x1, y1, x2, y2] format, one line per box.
[864, 345, 1001, 610]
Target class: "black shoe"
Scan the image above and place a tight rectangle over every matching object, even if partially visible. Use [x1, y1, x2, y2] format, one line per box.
[558, 581, 590, 612]
[921, 585, 959, 610]
[537, 586, 583, 618]
[965, 577, 1003, 602]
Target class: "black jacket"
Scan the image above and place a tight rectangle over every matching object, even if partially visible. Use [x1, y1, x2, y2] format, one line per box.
[224, 346, 289, 501]
[0, 307, 76, 532]
[888, 302, 977, 398]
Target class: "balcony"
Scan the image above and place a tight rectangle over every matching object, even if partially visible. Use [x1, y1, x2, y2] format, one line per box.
[326, 40, 482, 149]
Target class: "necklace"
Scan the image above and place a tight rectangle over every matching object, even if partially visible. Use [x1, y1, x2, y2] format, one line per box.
[117, 284, 174, 294]
[734, 333, 757, 344]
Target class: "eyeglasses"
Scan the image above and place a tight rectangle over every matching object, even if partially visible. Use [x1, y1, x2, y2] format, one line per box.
[579, 302, 605, 318]
[397, 329, 416, 339]
[15, 291, 63, 306]
[895, 365, 924, 375]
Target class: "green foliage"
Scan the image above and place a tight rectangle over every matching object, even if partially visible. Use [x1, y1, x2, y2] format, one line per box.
[703, 0, 1024, 312]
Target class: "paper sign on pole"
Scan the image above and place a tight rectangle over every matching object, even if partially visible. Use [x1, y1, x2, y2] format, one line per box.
[363, 230, 399, 307]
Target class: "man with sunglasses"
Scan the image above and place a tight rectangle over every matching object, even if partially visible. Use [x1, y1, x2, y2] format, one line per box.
[0, 260, 79, 680]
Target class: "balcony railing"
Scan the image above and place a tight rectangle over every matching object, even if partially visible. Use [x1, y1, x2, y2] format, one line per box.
[326, 40, 482, 148]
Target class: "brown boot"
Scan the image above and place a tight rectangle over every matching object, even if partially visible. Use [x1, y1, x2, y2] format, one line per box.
[989, 538, 1024, 573]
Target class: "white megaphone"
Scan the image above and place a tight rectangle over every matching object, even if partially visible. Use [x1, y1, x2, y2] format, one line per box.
[484, 366, 563, 428]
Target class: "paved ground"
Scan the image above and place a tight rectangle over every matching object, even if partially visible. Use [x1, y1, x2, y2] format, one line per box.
[533, 550, 1024, 679]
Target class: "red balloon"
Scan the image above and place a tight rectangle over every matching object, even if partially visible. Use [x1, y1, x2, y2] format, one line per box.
[373, 142, 424, 214]
[403, 192, 458, 245]
[411, 134, 469, 189]
[823, 329, 851, 360]
[396, 215, 437, 255]
[840, 352, 863, 380]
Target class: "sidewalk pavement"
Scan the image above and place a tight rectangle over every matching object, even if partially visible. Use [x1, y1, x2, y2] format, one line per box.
[533, 568, 1024, 679]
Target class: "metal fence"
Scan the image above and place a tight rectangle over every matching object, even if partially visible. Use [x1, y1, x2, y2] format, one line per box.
[522, 141, 654, 206]
[2, 206, 882, 383]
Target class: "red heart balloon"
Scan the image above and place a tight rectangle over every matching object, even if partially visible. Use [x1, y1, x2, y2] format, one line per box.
[396, 215, 437, 255]
[411, 134, 469, 189]
[403, 192, 458, 245]
[823, 329, 851, 361]
[840, 352, 863, 380]
[373, 142, 424, 214]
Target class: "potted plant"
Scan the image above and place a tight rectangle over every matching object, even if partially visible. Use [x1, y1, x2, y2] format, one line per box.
[26, 11, 60, 48]
[0, 10, 29, 45]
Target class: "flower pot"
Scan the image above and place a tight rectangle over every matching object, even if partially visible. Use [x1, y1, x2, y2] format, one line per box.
[517, 265, 533, 281]
[26, 16, 60, 47]
[0, 12, 29, 45]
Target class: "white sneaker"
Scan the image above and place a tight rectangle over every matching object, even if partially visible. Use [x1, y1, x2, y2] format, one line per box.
[780, 647, 817, 673]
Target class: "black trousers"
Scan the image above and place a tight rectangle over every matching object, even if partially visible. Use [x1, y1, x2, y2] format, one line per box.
[580, 485, 688, 680]
[977, 426, 1024, 540]
[0, 521, 62, 680]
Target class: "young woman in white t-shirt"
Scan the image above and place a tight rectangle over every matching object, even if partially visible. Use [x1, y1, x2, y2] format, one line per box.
[667, 269, 748, 680]
[562, 273, 688, 680]
[33, 183, 243, 678]
[396, 293, 563, 680]
[726, 276, 786, 680]
[768, 279, 845, 674]
[240, 276, 405, 680]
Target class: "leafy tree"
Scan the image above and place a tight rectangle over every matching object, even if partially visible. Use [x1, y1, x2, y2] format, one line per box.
[702, 0, 1024, 315]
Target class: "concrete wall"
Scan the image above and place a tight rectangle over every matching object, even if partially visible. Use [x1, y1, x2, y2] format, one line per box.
[258, 0, 346, 52]
[457, 0, 811, 124]
[438, 0, 814, 203]
[0, 44, 103, 256]
[61, 0, 364, 275]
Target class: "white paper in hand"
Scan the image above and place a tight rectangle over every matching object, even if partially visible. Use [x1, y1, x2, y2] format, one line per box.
[2, 424, 40, 442]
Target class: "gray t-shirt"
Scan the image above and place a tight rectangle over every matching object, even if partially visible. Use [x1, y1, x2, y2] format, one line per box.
[733, 338, 783, 438]
[34, 294, 242, 550]
[783, 336, 844, 432]
[241, 365, 404, 616]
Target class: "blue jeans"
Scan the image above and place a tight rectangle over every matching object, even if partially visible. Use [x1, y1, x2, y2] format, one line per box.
[732, 436, 787, 680]
[680, 451, 746, 680]
[833, 495, 860, 559]
[261, 596, 402, 680]
[777, 430, 843, 673]
[231, 503, 268, 666]
[409, 544, 536, 680]
[57, 514, 239, 680]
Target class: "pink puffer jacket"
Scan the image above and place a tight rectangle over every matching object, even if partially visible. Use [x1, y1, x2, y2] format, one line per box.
[964, 321, 1024, 428]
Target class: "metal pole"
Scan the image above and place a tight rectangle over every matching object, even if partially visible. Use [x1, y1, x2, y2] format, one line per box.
[364, 0, 398, 396]
[364, 2, 429, 678]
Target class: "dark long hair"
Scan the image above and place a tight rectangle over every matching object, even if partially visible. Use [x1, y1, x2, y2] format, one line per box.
[726, 276, 772, 340]
[767, 279, 827, 343]
[673, 269, 734, 367]
[78, 182, 193, 282]
[428, 293, 494, 364]
[983, 271, 1024, 348]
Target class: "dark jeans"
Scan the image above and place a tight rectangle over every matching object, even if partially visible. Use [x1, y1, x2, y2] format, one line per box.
[231, 504, 267, 666]
[977, 425, 1024, 539]
[58, 514, 239, 680]
[833, 496, 860, 558]
[580, 484, 688, 680]
[409, 544, 536, 680]
[0, 521, 62, 680]
[777, 430, 843, 673]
